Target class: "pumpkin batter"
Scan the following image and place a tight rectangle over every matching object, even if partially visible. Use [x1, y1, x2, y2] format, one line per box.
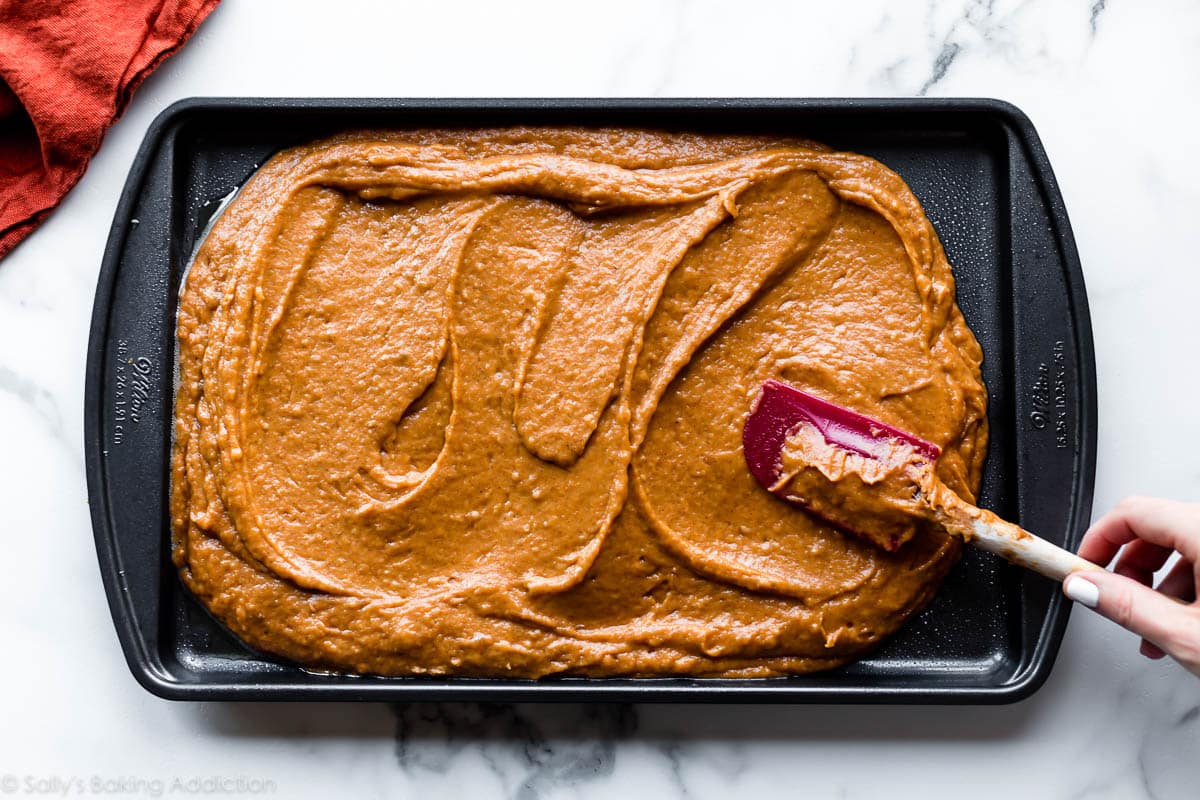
[171, 127, 988, 677]
[774, 419, 938, 553]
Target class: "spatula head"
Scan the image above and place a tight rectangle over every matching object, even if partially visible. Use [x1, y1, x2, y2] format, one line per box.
[743, 380, 942, 551]
[744, 380, 940, 487]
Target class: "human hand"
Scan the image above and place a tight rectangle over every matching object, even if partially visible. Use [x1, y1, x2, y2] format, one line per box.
[1063, 496, 1200, 676]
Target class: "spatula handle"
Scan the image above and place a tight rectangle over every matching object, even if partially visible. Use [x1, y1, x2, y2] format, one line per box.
[967, 515, 1102, 583]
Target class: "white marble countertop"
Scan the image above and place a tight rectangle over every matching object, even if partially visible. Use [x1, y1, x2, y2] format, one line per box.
[1, 0, 1197, 797]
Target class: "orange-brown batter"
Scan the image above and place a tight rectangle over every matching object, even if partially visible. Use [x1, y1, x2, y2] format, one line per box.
[171, 127, 988, 677]
[774, 419, 938, 552]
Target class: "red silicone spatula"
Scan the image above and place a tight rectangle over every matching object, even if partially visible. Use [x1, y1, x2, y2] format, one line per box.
[744, 380, 1099, 582]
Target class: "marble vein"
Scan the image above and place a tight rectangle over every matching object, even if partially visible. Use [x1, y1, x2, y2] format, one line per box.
[0, 364, 72, 456]
[919, 39, 962, 94]
[392, 703, 638, 799]
[1089, 0, 1107, 36]
[661, 742, 693, 800]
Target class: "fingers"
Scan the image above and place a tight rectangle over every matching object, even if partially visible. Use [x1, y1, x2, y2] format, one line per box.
[1155, 558, 1198, 603]
[1071, 497, 1200, 674]
[1137, 559, 1195, 659]
[1112, 538, 1174, 585]
[1064, 570, 1200, 676]
[1079, 496, 1200, 566]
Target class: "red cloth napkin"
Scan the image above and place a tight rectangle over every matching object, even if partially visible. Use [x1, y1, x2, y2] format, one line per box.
[0, 0, 219, 260]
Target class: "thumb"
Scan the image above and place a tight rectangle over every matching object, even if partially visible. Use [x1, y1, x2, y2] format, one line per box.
[1063, 570, 1198, 660]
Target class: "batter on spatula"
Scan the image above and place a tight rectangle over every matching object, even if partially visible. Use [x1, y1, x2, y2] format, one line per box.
[171, 127, 988, 677]
[747, 380, 1099, 582]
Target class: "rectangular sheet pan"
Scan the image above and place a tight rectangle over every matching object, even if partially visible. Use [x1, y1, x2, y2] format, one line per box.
[85, 98, 1097, 702]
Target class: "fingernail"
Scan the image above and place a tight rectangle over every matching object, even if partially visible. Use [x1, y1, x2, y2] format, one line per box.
[1064, 574, 1100, 608]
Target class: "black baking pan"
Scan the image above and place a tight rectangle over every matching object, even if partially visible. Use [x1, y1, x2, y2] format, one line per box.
[85, 98, 1096, 702]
